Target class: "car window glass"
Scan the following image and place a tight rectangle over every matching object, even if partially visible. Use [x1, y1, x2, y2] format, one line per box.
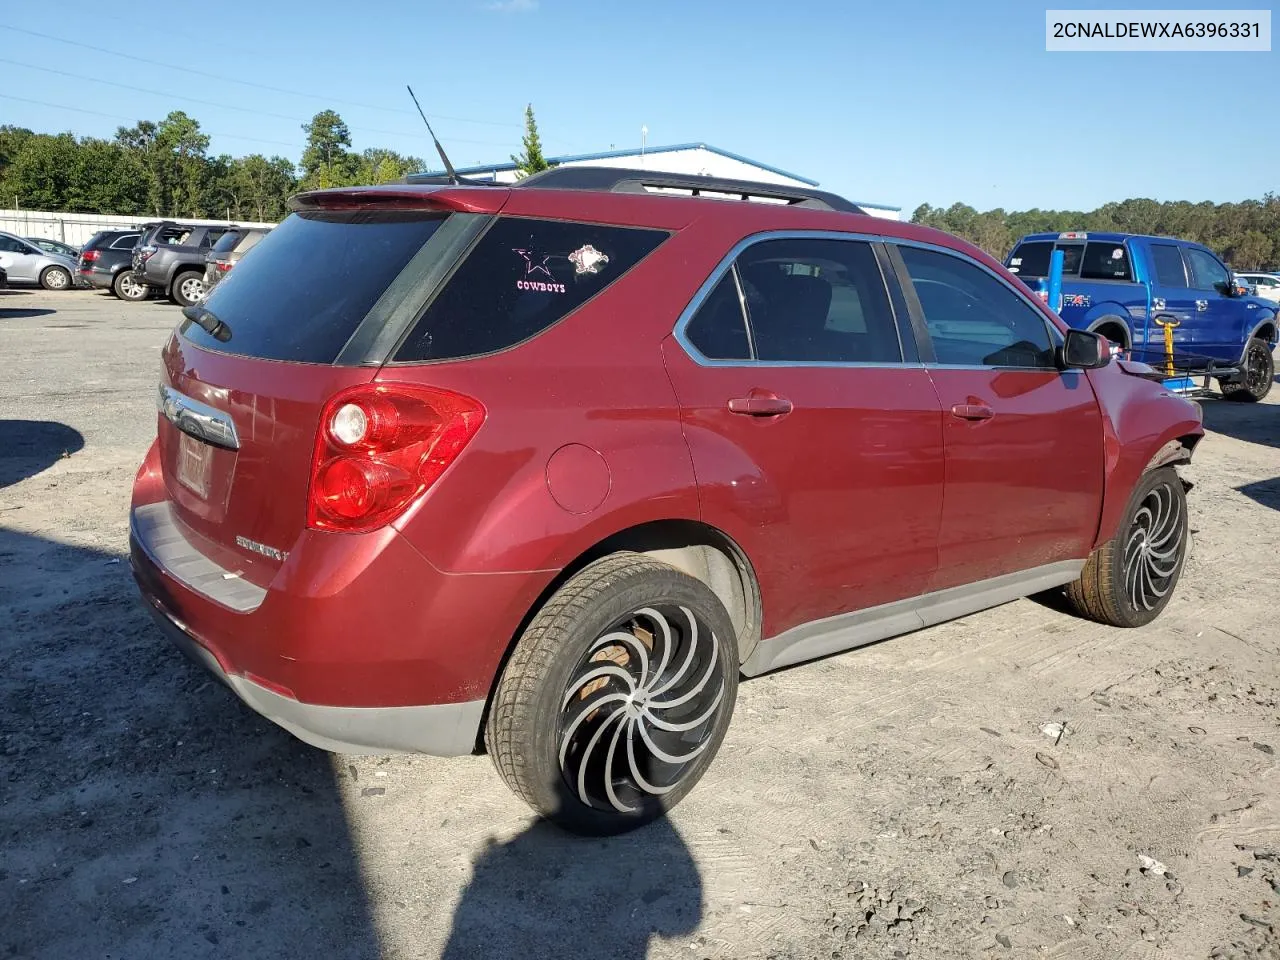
[733, 238, 900, 363]
[1185, 248, 1228, 291]
[1150, 244, 1188, 287]
[1056, 244, 1084, 275]
[185, 211, 446, 363]
[1007, 241, 1052, 277]
[686, 272, 751, 360]
[236, 231, 267, 254]
[0, 236, 27, 253]
[395, 217, 668, 362]
[211, 231, 242, 254]
[112, 234, 139, 250]
[899, 245, 1056, 368]
[1080, 242, 1132, 281]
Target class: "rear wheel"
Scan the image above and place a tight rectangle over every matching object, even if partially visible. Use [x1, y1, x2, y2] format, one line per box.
[1064, 466, 1188, 628]
[40, 265, 71, 291]
[1220, 337, 1274, 402]
[113, 270, 149, 302]
[486, 553, 738, 835]
[170, 271, 204, 307]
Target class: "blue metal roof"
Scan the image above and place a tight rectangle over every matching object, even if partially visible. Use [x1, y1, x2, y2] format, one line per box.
[417, 142, 901, 212]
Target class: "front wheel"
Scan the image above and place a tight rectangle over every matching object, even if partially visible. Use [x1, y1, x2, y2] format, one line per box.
[1220, 337, 1274, 402]
[486, 553, 739, 835]
[1064, 466, 1188, 628]
[113, 270, 149, 302]
[170, 271, 204, 307]
[40, 265, 72, 291]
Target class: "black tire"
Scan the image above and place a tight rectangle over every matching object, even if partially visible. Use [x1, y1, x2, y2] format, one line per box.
[485, 552, 739, 835]
[1220, 337, 1274, 402]
[39, 265, 72, 291]
[112, 270, 149, 302]
[1065, 466, 1188, 628]
[169, 270, 204, 307]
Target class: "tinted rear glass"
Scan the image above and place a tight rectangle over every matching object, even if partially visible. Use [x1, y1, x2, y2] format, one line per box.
[210, 230, 243, 254]
[1007, 242, 1051, 277]
[180, 211, 445, 363]
[394, 217, 668, 362]
[1008, 241, 1082, 277]
[1150, 244, 1188, 287]
[83, 232, 116, 251]
[1080, 241, 1132, 281]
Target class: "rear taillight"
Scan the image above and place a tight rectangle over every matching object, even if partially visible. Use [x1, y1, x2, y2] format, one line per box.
[139, 245, 156, 262]
[307, 384, 485, 533]
[215, 261, 233, 272]
[82, 250, 100, 263]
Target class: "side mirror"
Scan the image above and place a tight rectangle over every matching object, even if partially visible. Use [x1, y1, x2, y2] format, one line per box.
[1061, 328, 1111, 369]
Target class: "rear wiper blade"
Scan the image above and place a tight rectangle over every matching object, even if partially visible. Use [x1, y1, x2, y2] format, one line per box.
[182, 303, 231, 342]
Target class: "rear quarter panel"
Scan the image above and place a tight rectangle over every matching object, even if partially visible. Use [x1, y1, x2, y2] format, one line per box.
[1086, 361, 1203, 548]
[385, 224, 732, 577]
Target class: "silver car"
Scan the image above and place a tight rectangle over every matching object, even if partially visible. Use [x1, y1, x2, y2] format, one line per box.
[0, 231, 77, 290]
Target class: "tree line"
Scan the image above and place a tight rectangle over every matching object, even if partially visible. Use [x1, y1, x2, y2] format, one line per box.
[0, 104, 552, 224]
[911, 196, 1280, 270]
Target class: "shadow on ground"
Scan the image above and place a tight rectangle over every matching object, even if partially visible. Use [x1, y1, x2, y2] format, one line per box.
[0, 421, 85, 488]
[0, 525, 706, 959]
[0, 308, 56, 319]
[0, 529, 381, 959]
[1198, 395, 1280, 450]
[443, 814, 701, 960]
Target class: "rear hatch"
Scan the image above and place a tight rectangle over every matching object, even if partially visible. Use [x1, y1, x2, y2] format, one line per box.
[203, 229, 243, 290]
[155, 207, 461, 588]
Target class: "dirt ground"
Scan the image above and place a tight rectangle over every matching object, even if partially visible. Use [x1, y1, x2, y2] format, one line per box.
[3, 287, 1280, 960]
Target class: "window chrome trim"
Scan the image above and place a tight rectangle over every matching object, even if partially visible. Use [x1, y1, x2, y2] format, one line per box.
[673, 229, 916, 370]
[673, 229, 1067, 372]
[157, 384, 240, 451]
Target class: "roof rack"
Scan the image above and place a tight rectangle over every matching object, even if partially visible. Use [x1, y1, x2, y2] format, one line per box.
[512, 166, 864, 214]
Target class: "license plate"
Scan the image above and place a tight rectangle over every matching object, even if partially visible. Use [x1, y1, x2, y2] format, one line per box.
[176, 431, 213, 499]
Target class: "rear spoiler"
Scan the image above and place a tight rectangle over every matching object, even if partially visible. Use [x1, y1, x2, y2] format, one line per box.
[289, 185, 509, 215]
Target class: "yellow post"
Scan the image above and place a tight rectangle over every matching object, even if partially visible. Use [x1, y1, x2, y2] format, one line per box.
[1155, 318, 1179, 377]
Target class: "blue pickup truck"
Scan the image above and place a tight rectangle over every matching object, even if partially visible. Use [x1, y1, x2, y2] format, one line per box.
[1006, 231, 1277, 401]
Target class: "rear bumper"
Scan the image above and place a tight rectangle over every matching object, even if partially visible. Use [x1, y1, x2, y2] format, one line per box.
[138, 594, 483, 755]
[127, 479, 543, 755]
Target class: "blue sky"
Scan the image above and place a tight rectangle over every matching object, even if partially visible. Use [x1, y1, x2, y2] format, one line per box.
[0, 1, 1274, 215]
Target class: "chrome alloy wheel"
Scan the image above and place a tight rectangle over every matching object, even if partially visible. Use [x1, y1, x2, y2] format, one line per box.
[557, 605, 728, 813]
[1122, 478, 1185, 611]
[119, 273, 146, 299]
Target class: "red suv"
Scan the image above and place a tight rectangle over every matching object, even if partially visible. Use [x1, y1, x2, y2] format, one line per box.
[131, 168, 1203, 834]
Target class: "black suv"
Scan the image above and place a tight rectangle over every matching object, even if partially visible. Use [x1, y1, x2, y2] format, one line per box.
[133, 221, 234, 307]
[78, 230, 146, 300]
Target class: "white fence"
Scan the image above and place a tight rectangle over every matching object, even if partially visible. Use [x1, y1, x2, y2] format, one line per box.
[0, 209, 276, 248]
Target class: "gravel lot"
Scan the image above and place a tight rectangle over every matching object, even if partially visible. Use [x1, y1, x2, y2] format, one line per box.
[3, 287, 1280, 960]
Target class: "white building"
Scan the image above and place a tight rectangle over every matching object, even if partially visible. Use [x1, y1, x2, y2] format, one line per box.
[417, 143, 900, 220]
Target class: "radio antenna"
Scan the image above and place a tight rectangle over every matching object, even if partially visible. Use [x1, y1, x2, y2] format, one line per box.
[406, 85, 459, 184]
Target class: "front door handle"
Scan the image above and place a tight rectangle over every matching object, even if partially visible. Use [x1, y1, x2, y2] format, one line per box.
[1195, 299, 1209, 312]
[728, 393, 793, 417]
[951, 402, 994, 421]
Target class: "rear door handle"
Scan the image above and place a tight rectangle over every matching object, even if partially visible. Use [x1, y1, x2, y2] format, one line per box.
[728, 394, 793, 417]
[950, 403, 994, 421]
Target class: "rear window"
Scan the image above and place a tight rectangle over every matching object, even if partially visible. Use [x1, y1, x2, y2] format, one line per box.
[394, 217, 668, 362]
[1079, 242, 1132, 281]
[1007, 241, 1083, 278]
[83, 232, 113, 251]
[210, 230, 244, 254]
[180, 211, 445, 363]
[236, 231, 268, 254]
[1007, 242, 1052, 277]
